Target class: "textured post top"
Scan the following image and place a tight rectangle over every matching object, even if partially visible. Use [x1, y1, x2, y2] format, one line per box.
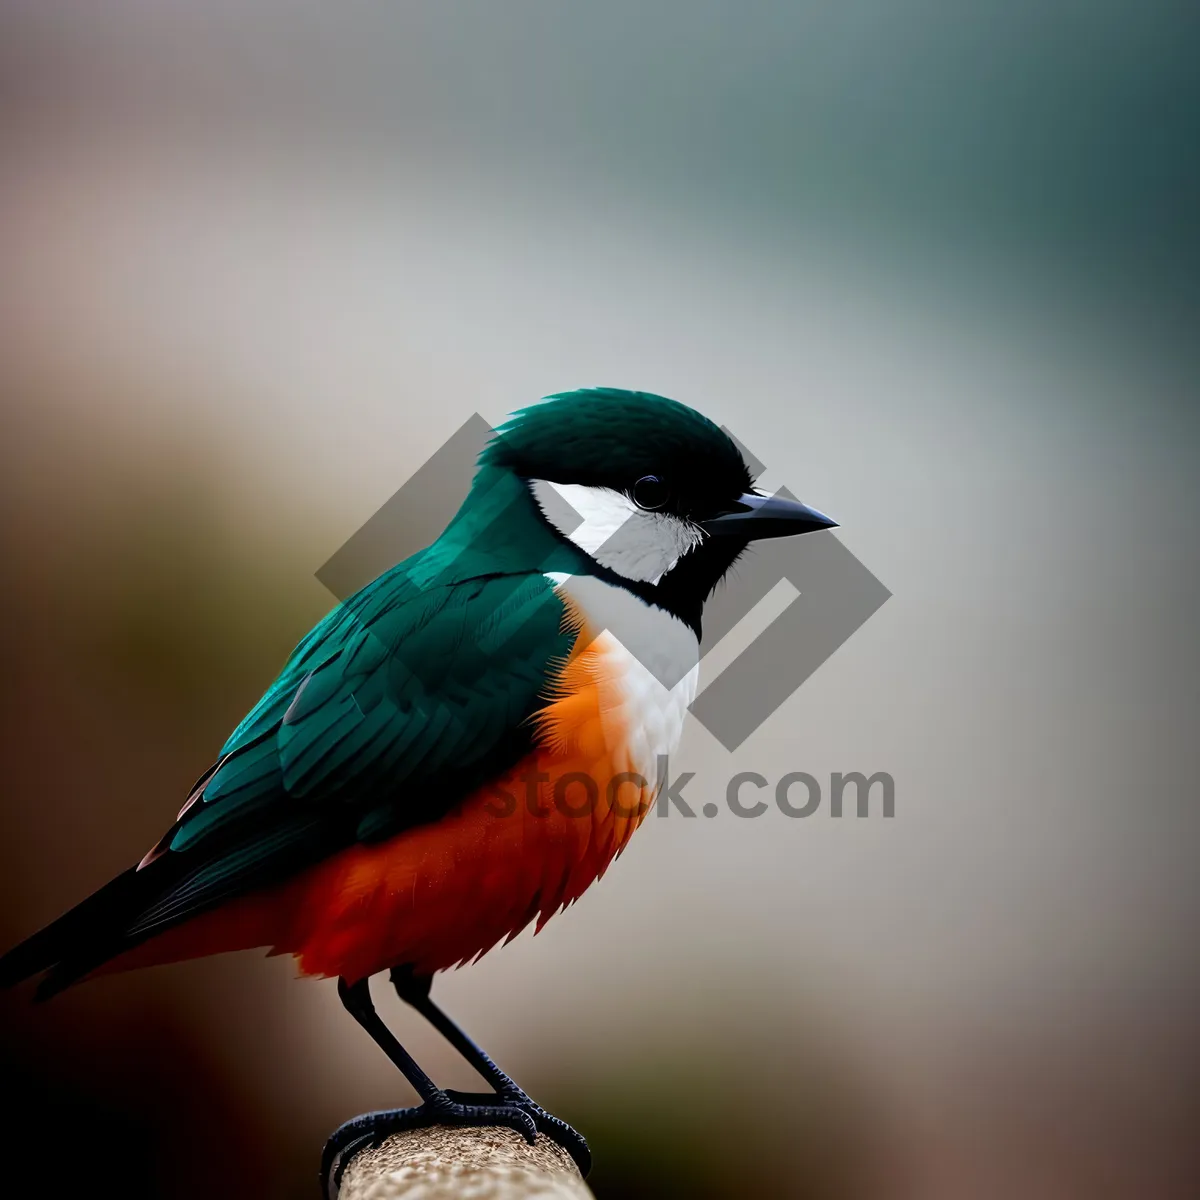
[338, 1126, 596, 1200]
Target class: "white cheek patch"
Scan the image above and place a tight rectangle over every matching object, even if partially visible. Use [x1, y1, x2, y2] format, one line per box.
[529, 479, 703, 584]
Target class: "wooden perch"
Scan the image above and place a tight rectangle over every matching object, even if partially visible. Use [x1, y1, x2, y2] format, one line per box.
[337, 1126, 596, 1200]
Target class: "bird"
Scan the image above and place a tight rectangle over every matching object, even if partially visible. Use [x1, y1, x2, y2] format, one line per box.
[0, 387, 836, 1194]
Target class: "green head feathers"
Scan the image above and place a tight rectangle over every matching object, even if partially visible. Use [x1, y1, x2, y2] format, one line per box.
[482, 388, 754, 521]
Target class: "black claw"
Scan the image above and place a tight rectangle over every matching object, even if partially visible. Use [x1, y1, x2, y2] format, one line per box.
[520, 1102, 592, 1176]
[321, 1105, 431, 1200]
[484, 1088, 591, 1176]
[428, 1095, 539, 1144]
[442, 1088, 510, 1107]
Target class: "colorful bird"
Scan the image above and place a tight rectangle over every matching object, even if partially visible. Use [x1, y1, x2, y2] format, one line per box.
[0, 388, 835, 1193]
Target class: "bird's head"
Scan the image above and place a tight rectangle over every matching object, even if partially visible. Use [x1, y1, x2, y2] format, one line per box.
[476, 388, 834, 631]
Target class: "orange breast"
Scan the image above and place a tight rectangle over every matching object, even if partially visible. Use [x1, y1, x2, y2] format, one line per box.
[114, 605, 659, 982]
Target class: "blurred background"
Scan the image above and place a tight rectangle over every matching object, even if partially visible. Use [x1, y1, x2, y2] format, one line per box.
[1, 2, 1197, 1197]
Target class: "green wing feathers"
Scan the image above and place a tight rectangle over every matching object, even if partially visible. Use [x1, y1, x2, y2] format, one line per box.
[0, 557, 573, 996]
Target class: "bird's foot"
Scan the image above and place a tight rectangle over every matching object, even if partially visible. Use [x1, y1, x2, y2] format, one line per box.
[322, 1104, 421, 1200]
[320, 1094, 535, 1199]
[512, 1098, 591, 1176]
[320, 1089, 590, 1198]
[449, 1087, 591, 1177]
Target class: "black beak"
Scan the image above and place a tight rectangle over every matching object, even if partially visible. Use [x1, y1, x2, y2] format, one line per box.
[702, 490, 837, 539]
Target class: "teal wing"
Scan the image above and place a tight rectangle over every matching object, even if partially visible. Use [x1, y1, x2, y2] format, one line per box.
[13, 556, 573, 993]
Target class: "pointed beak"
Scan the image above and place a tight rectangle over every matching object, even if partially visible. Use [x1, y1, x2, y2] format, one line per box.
[702, 490, 838, 539]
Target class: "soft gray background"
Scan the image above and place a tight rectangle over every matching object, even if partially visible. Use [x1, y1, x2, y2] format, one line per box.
[1, 4, 1196, 1198]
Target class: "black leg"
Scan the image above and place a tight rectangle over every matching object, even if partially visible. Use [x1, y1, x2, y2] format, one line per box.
[320, 976, 539, 1200]
[390, 966, 591, 1176]
[337, 977, 442, 1097]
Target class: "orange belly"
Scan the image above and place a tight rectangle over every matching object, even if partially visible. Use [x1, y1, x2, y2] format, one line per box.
[109, 608, 660, 982]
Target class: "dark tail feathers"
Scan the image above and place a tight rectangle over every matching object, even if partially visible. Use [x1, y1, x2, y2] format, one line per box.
[0, 867, 148, 1000]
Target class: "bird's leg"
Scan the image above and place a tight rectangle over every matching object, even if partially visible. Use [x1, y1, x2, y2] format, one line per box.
[320, 976, 538, 1200]
[389, 965, 591, 1176]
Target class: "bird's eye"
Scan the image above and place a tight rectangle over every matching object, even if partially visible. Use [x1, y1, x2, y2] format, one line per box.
[632, 475, 670, 511]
